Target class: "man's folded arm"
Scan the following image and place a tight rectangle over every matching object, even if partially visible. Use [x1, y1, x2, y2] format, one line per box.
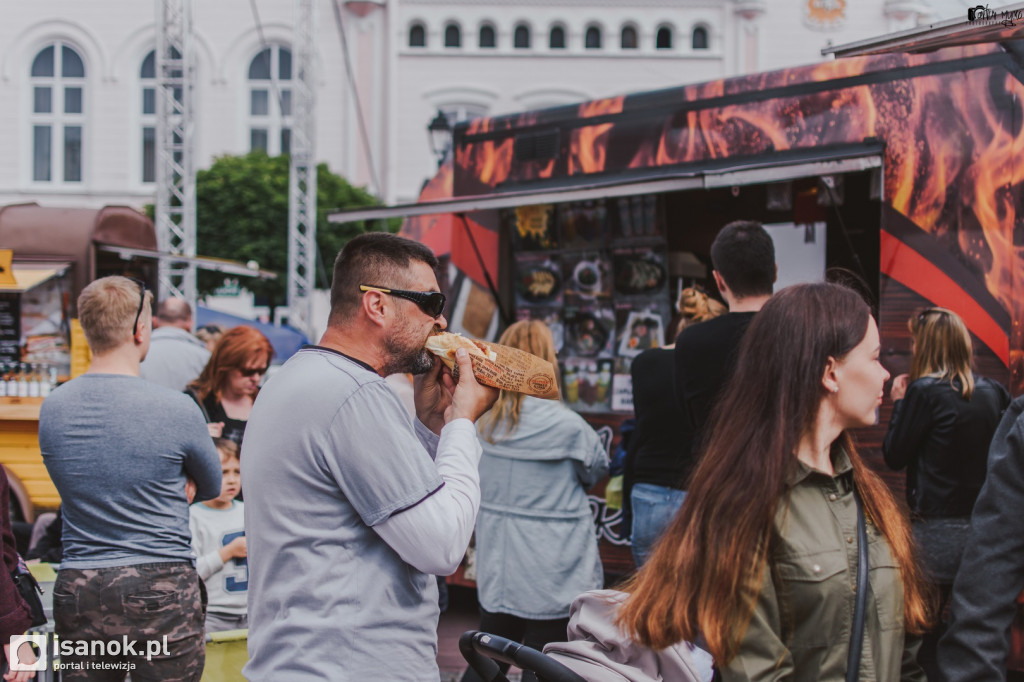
[374, 418, 482, 575]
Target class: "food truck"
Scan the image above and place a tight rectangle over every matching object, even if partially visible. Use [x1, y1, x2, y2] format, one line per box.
[0, 202, 276, 522]
[329, 8, 1024, 637]
[0, 203, 161, 521]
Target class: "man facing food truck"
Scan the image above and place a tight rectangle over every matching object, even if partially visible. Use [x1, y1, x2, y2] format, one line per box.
[242, 232, 499, 681]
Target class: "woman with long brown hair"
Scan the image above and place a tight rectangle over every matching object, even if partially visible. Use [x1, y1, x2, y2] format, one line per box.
[187, 325, 274, 445]
[618, 282, 931, 681]
[883, 307, 1008, 675]
[462, 320, 607, 682]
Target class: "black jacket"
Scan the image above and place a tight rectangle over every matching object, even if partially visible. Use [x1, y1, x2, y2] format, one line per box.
[672, 312, 755, 453]
[937, 393, 1024, 681]
[883, 374, 1009, 517]
[628, 347, 695, 490]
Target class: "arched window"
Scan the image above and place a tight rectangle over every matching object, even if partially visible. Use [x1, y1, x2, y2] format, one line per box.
[656, 26, 673, 49]
[444, 23, 461, 48]
[549, 25, 566, 49]
[140, 51, 157, 184]
[585, 25, 602, 49]
[30, 42, 85, 183]
[692, 26, 709, 50]
[139, 48, 183, 183]
[514, 24, 531, 49]
[139, 47, 183, 183]
[409, 23, 426, 47]
[479, 24, 496, 48]
[247, 45, 293, 156]
[620, 26, 638, 49]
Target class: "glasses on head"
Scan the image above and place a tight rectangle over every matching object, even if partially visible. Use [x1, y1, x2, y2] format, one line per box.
[127, 277, 147, 335]
[359, 284, 446, 319]
[917, 308, 948, 322]
[238, 366, 269, 378]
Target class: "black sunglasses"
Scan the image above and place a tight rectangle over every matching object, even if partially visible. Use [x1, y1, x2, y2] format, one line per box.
[239, 366, 270, 378]
[128, 277, 147, 335]
[359, 285, 446, 318]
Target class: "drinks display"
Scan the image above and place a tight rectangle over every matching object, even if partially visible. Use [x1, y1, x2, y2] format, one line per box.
[562, 358, 614, 412]
[4, 365, 16, 397]
[596, 364, 611, 402]
[563, 366, 579, 404]
[0, 362, 57, 400]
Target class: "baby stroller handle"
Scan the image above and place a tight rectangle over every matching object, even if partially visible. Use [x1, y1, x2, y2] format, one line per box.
[459, 631, 588, 682]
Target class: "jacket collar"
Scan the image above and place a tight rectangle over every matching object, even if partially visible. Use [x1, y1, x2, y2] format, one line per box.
[788, 444, 853, 487]
[151, 325, 207, 348]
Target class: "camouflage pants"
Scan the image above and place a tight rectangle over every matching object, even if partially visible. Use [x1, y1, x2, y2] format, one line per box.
[53, 562, 205, 682]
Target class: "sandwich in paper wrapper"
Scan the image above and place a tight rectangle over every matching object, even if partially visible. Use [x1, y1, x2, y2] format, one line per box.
[424, 332, 560, 400]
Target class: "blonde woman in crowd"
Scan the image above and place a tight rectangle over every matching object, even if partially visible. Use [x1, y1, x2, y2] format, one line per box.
[883, 307, 1008, 676]
[462, 320, 608, 682]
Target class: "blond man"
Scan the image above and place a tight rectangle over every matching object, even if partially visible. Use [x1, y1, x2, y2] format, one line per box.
[39, 276, 221, 682]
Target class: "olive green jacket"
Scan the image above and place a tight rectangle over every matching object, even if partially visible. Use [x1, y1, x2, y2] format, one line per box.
[723, 449, 925, 682]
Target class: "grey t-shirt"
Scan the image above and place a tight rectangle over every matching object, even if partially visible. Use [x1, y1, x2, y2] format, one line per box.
[139, 326, 211, 392]
[242, 347, 444, 682]
[39, 374, 221, 569]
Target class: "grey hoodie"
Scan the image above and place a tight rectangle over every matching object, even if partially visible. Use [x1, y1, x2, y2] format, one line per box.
[544, 590, 714, 682]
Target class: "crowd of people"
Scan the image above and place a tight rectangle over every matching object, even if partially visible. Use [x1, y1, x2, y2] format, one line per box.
[4, 225, 1023, 681]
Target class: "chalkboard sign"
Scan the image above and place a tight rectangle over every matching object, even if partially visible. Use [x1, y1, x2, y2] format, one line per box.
[0, 293, 20, 363]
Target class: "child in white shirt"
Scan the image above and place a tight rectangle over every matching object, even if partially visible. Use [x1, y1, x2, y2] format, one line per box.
[190, 438, 247, 633]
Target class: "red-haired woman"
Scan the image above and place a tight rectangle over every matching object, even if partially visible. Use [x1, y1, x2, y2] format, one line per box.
[187, 326, 274, 446]
[618, 282, 931, 681]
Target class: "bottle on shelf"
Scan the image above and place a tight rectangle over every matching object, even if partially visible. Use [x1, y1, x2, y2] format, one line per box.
[0, 364, 8, 398]
[27, 363, 41, 398]
[39, 364, 52, 397]
[5, 364, 17, 397]
[16, 363, 29, 398]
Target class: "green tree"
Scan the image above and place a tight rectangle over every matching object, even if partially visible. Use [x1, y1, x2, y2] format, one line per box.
[192, 151, 396, 312]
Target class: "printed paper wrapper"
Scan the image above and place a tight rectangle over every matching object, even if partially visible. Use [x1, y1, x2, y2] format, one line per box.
[448, 340, 560, 400]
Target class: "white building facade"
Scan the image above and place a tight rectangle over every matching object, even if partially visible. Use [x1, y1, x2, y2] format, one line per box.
[0, 0, 965, 212]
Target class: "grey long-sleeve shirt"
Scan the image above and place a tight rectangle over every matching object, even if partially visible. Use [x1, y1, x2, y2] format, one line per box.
[39, 373, 221, 569]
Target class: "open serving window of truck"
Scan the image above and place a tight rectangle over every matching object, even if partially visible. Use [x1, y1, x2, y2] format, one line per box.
[0, 203, 277, 522]
[330, 9, 1024, 583]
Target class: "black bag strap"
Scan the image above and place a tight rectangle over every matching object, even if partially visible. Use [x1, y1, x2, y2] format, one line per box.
[11, 556, 47, 628]
[846, 492, 869, 682]
[185, 387, 212, 423]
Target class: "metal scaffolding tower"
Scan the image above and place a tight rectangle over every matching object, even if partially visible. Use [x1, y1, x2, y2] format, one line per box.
[154, 0, 197, 307]
[286, 0, 318, 337]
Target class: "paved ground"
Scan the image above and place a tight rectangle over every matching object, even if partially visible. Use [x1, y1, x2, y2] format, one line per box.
[437, 586, 476, 680]
[437, 586, 523, 681]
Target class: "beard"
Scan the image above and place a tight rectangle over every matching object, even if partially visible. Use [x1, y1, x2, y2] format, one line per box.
[382, 321, 435, 376]
[382, 344, 434, 376]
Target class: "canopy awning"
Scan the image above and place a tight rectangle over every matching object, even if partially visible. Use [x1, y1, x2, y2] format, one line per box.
[327, 150, 881, 319]
[823, 3, 1024, 57]
[96, 245, 277, 280]
[195, 306, 308, 363]
[0, 263, 71, 293]
[327, 153, 882, 224]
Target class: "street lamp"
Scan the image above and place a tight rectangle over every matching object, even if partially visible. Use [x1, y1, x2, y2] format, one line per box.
[428, 110, 453, 166]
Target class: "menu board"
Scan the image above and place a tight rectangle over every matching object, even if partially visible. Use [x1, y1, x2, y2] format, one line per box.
[515, 254, 563, 308]
[0, 294, 20, 364]
[505, 197, 671, 413]
[512, 204, 558, 251]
